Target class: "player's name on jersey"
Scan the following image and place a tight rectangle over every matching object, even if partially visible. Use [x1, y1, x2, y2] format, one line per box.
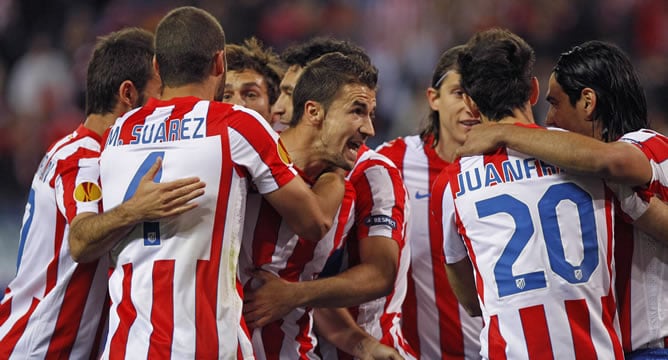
[456, 158, 561, 197]
[106, 117, 206, 146]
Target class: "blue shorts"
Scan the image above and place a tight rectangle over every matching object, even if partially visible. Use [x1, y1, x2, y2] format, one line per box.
[625, 348, 668, 360]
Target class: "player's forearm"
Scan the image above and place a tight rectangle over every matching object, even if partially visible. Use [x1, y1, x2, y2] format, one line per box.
[68, 205, 138, 263]
[445, 259, 482, 317]
[313, 307, 378, 358]
[502, 126, 651, 184]
[296, 263, 395, 308]
[308, 171, 346, 237]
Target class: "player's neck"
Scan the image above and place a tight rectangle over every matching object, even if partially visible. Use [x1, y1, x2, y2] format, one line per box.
[493, 103, 535, 125]
[435, 137, 459, 163]
[161, 82, 216, 102]
[280, 127, 330, 179]
[84, 113, 120, 136]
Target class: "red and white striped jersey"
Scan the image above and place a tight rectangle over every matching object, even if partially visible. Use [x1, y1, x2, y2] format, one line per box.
[320, 146, 416, 360]
[239, 178, 356, 360]
[98, 96, 297, 359]
[432, 124, 623, 360]
[377, 135, 483, 359]
[613, 129, 668, 352]
[618, 129, 668, 200]
[0, 125, 110, 359]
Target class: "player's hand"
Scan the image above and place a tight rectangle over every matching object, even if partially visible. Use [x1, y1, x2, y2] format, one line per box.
[124, 157, 206, 221]
[355, 337, 405, 360]
[243, 269, 300, 329]
[455, 122, 506, 157]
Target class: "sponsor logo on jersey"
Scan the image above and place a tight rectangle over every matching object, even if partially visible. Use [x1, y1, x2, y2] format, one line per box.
[73, 182, 102, 202]
[277, 138, 292, 165]
[414, 191, 430, 199]
[364, 215, 397, 229]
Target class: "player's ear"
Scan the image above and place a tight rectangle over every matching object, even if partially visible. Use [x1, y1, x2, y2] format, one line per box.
[213, 50, 225, 76]
[304, 100, 324, 126]
[529, 76, 540, 105]
[118, 80, 139, 108]
[462, 93, 480, 118]
[581, 87, 597, 120]
[152, 56, 159, 76]
[426, 87, 440, 111]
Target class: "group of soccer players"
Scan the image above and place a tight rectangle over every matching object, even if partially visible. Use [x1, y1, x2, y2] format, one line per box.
[0, 5, 666, 360]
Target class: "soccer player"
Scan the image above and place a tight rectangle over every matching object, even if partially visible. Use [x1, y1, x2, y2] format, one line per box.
[0, 28, 204, 359]
[220, 37, 284, 125]
[244, 47, 415, 360]
[455, 41, 668, 359]
[97, 7, 344, 359]
[237, 51, 399, 359]
[376, 45, 483, 359]
[271, 37, 373, 126]
[432, 28, 624, 359]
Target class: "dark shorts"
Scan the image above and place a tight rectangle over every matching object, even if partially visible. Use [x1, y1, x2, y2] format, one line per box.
[626, 348, 668, 360]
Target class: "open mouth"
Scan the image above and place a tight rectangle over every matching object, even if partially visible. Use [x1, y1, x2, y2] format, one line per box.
[460, 119, 481, 127]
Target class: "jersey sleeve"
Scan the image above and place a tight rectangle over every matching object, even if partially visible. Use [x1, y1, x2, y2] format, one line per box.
[606, 182, 652, 222]
[55, 153, 103, 223]
[619, 129, 668, 199]
[430, 167, 468, 264]
[375, 138, 406, 173]
[227, 107, 297, 195]
[351, 159, 407, 245]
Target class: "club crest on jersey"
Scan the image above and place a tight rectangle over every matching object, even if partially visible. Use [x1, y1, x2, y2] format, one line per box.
[364, 215, 397, 230]
[277, 139, 292, 165]
[515, 278, 526, 289]
[73, 182, 102, 202]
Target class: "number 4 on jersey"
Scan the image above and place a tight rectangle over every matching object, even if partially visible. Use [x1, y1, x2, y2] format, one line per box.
[123, 151, 164, 246]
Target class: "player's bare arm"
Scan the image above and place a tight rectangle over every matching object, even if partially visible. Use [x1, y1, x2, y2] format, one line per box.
[69, 157, 205, 263]
[445, 257, 482, 317]
[457, 123, 652, 185]
[633, 197, 668, 245]
[264, 171, 345, 242]
[314, 307, 404, 360]
[243, 235, 399, 328]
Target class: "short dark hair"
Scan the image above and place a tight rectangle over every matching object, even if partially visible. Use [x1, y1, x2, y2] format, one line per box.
[291, 52, 378, 126]
[85, 27, 154, 116]
[553, 41, 648, 142]
[420, 45, 467, 144]
[225, 37, 285, 105]
[281, 37, 371, 68]
[458, 28, 535, 121]
[155, 6, 225, 87]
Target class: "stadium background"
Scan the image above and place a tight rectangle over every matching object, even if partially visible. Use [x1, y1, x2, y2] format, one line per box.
[0, 0, 666, 290]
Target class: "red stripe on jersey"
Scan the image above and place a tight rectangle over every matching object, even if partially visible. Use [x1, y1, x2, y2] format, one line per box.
[564, 299, 596, 359]
[54, 147, 101, 222]
[329, 181, 355, 256]
[253, 199, 282, 266]
[48, 261, 99, 357]
[295, 310, 315, 357]
[0, 297, 39, 358]
[262, 319, 285, 360]
[279, 238, 315, 282]
[401, 267, 420, 356]
[45, 214, 66, 294]
[376, 137, 407, 175]
[109, 264, 136, 360]
[196, 121, 234, 359]
[352, 166, 374, 240]
[228, 111, 295, 188]
[638, 130, 668, 162]
[664, 337, 668, 348]
[613, 220, 634, 352]
[601, 289, 624, 359]
[388, 165, 408, 244]
[519, 305, 553, 359]
[148, 260, 175, 359]
[482, 148, 510, 186]
[0, 296, 10, 327]
[487, 315, 507, 360]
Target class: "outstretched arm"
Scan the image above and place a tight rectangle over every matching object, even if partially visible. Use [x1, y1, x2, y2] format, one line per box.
[69, 158, 205, 263]
[633, 197, 668, 245]
[314, 307, 404, 360]
[456, 123, 652, 186]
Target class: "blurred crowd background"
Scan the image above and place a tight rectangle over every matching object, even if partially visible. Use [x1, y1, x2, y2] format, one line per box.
[0, 0, 666, 288]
